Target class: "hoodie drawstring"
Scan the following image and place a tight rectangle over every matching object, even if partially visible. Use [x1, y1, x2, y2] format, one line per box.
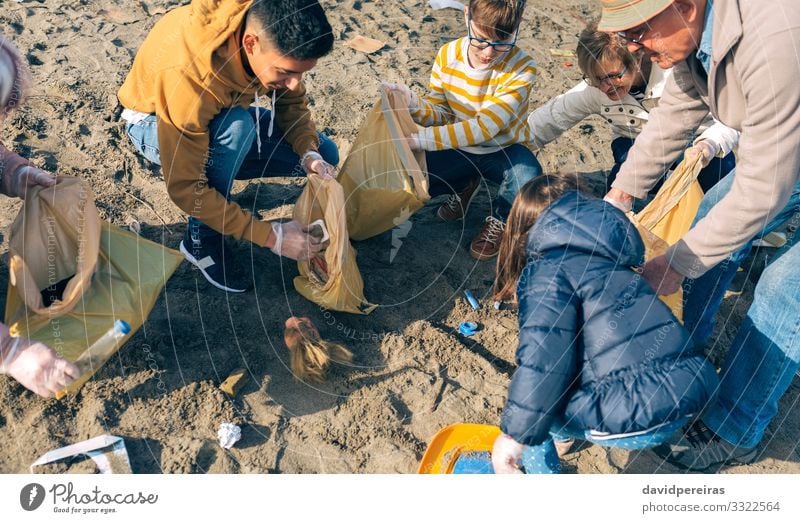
[254, 90, 276, 160]
[268, 90, 276, 138]
[254, 93, 261, 159]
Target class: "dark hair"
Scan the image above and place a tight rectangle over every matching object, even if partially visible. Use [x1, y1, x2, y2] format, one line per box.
[248, 0, 334, 60]
[494, 173, 581, 302]
[469, 0, 526, 40]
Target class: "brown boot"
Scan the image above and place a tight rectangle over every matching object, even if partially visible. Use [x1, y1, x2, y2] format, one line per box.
[436, 176, 480, 221]
[470, 216, 505, 261]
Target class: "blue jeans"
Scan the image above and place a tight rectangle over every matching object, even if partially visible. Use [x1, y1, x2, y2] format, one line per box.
[681, 172, 800, 448]
[424, 144, 543, 221]
[125, 107, 339, 240]
[608, 136, 736, 193]
[522, 419, 689, 474]
[683, 172, 800, 347]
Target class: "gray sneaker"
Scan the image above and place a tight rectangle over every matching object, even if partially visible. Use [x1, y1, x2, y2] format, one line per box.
[653, 420, 759, 472]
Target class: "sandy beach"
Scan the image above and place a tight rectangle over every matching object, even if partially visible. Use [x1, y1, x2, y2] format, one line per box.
[0, 0, 797, 474]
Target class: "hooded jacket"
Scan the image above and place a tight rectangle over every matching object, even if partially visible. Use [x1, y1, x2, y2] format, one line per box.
[612, 0, 800, 277]
[118, 0, 320, 247]
[500, 191, 718, 446]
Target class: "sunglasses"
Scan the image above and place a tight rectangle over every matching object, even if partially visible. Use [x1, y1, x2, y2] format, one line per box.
[467, 14, 519, 53]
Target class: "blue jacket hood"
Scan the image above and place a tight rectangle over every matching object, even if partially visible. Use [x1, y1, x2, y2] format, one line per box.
[526, 191, 645, 268]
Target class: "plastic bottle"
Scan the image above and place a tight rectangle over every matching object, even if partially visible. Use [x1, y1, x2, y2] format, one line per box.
[74, 320, 132, 374]
[464, 289, 480, 310]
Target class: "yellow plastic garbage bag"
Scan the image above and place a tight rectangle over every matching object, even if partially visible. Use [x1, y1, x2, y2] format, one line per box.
[293, 174, 377, 315]
[338, 88, 430, 241]
[4, 177, 184, 397]
[630, 154, 705, 321]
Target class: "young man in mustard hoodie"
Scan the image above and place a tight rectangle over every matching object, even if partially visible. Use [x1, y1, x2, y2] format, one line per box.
[118, 0, 338, 293]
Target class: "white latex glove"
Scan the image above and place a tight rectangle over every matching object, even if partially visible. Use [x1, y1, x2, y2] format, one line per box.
[491, 433, 525, 474]
[2, 165, 56, 199]
[270, 220, 324, 261]
[380, 81, 418, 110]
[0, 334, 80, 397]
[603, 187, 633, 213]
[685, 139, 719, 168]
[301, 151, 336, 180]
[406, 133, 421, 152]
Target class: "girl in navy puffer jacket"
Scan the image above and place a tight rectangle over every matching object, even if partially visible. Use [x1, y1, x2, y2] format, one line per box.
[491, 174, 719, 473]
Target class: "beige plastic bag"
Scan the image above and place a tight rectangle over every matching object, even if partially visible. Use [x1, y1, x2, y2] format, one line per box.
[293, 174, 377, 315]
[8, 177, 101, 317]
[4, 177, 184, 396]
[338, 88, 430, 241]
[630, 154, 705, 321]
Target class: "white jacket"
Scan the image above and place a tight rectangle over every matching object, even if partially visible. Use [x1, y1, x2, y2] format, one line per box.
[528, 65, 739, 156]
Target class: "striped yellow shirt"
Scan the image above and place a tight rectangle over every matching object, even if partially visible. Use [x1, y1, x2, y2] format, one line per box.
[412, 37, 537, 154]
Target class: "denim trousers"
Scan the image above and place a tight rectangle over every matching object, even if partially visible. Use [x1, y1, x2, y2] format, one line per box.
[681, 170, 800, 448]
[424, 144, 543, 221]
[521, 419, 689, 474]
[125, 107, 339, 240]
[608, 136, 736, 193]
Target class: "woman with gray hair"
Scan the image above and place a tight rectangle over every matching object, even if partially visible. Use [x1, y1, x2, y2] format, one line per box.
[0, 34, 79, 397]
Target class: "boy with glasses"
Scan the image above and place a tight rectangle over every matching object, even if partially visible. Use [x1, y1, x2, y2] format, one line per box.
[384, 0, 542, 261]
[598, 0, 800, 472]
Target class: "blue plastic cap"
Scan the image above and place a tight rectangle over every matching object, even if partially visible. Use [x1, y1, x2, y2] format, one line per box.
[114, 319, 132, 335]
[459, 321, 479, 336]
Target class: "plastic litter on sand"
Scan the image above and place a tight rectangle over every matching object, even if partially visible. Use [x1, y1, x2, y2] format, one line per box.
[464, 290, 480, 310]
[459, 322, 479, 336]
[217, 423, 242, 449]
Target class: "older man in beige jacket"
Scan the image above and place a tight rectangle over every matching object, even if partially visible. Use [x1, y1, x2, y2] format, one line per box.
[598, 0, 800, 472]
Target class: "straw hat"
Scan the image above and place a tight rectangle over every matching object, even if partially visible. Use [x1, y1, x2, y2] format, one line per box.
[597, 0, 674, 32]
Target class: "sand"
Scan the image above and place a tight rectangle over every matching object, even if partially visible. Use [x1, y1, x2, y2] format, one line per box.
[0, 0, 797, 474]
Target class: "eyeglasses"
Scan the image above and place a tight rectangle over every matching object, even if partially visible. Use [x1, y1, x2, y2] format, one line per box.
[467, 14, 519, 53]
[616, 6, 671, 48]
[584, 64, 629, 87]
[616, 29, 647, 48]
